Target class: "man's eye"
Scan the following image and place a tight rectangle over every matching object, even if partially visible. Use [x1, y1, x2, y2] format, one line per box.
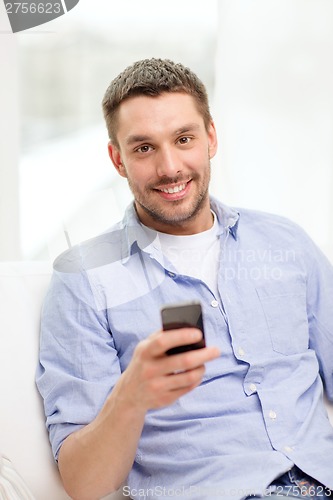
[136, 145, 152, 153]
[178, 137, 191, 145]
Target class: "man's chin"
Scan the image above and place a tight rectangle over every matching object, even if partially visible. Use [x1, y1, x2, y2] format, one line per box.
[135, 188, 209, 227]
[141, 203, 204, 227]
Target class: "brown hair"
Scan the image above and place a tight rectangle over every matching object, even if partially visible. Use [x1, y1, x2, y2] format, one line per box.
[102, 58, 212, 147]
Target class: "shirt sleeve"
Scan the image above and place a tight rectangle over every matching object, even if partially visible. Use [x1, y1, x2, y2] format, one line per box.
[304, 233, 333, 401]
[36, 250, 122, 461]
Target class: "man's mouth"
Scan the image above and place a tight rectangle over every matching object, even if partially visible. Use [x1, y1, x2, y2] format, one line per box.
[152, 179, 192, 201]
[159, 183, 187, 194]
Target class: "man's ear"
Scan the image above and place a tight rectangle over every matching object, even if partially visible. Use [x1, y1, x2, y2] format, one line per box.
[108, 142, 127, 178]
[207, 121, 218, 160]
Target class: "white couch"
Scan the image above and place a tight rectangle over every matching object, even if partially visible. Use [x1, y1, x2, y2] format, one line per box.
[0, 261, 125, 500]
[1, 261, 332, 499]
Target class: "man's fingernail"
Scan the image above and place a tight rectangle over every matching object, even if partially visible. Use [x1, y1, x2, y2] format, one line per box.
[191, 329, 202, 340]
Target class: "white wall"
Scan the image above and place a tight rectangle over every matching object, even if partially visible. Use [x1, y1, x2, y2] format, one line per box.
[212, 0, 333, 260]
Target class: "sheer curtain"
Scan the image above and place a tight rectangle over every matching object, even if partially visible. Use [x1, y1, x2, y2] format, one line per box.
[212, 0, 333, 260]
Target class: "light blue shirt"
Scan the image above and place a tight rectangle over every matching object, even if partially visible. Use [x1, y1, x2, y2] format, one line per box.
[36, 198, 333, 499]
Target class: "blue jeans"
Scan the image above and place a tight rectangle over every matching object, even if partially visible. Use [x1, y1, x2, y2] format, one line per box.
[260, 466, 332, 500]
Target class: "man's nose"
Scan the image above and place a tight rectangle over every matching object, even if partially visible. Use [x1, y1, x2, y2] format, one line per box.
[155, 147, 181, 178]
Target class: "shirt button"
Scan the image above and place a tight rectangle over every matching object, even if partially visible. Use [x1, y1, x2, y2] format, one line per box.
[211, 300, 219, 308]
[249, 383, 257, 393]
[269, 410, 277, 420]
[238, 347, 245, 356]
[284, 446, 294, 453]
[168, 272, 175, 277]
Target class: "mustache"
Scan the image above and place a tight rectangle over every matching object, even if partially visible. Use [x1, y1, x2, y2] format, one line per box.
[151, 176, 192, 189]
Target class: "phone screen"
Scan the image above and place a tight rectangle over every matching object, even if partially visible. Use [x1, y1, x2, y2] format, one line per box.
[161, 301, 205, 355]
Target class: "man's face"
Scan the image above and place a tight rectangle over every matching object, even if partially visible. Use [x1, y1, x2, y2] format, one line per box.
[108, 92, 218, 235]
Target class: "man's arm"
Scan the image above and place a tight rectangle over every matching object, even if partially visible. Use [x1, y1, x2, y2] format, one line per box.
[306, 240, 333, 400]
[58, 327, 220, 500]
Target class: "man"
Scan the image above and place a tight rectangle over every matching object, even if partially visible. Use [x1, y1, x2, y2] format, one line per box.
[36, 59, 333, 500]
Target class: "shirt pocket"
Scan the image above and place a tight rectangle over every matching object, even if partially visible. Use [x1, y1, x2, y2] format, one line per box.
[255, 277, 309, 355]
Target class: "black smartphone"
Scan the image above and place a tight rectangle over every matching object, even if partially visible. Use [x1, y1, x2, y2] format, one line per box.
[161, 300, 205, 355]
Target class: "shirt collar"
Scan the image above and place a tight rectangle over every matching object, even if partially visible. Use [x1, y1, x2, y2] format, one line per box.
[120, 197, 240, 262]
[209, 196, 240, 240]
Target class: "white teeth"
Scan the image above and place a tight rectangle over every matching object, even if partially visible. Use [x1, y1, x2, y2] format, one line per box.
[161, 183, 186, 194]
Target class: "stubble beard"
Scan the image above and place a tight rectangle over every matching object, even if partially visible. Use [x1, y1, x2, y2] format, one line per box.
[126, 163, 211, 228]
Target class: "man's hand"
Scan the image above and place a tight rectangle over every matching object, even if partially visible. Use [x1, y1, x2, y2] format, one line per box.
[115, 328, 221, 411]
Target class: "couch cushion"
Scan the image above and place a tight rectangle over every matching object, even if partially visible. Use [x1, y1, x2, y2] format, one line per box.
[0, 261, 68, 499]
[0, 262, 126, 499]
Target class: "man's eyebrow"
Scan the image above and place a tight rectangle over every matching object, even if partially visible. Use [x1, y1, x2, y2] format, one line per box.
[125, 135, 152, 146]
[174, 123, 201, 135]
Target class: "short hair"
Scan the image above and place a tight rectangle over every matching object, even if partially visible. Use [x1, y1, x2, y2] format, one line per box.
[102, 58, 212, 147]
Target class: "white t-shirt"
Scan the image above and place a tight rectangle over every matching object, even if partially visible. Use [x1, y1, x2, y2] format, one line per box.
[141, 212, 221, 297]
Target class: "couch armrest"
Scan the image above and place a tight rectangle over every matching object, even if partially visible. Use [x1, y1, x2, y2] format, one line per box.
[0, 262, 125, 499]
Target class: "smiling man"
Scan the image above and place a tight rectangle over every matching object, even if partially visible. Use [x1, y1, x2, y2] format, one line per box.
[37, 59, 333, 500]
